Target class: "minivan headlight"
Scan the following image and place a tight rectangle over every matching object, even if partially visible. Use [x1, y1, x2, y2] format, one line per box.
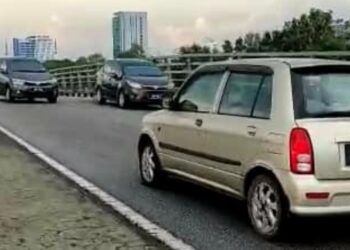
[12, 79, 26, 89]
[127, 81, 142, 89]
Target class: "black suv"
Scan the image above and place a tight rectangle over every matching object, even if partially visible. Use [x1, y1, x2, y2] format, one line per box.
[95, 59, 169, 108]
[0, 58, 58, 103]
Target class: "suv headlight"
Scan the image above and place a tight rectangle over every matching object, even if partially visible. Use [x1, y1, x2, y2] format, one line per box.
[127, 81, 142, 89]
[12, 79, 26, 89]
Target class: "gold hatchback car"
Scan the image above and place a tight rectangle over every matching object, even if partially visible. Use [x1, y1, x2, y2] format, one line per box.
[138, 58, 350, 239]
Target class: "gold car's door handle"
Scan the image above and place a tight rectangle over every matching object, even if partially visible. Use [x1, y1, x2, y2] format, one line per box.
[195, 119, 203, 127]
[247, 126, 257, 136]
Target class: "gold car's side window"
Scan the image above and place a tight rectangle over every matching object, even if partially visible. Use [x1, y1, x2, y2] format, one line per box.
[177, 72, 223, 113]
[219, 73, 272, 119]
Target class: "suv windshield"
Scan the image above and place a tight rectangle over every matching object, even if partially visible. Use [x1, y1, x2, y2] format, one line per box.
[9, 60, 46, 73]
[292, 66, 350, 118]
[123, 65, 163, 77]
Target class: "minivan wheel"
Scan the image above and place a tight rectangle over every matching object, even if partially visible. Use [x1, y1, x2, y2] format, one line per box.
[139, 142, 164, 186]
[48, 95, 57, 103]
[247, 175, 286, 240]
[95, 88, 106, 105]
[5, 87, 14, 102]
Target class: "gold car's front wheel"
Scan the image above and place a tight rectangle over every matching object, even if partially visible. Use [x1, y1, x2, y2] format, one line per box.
[139, 142, 164, 186]
[247, 175, 287, 240]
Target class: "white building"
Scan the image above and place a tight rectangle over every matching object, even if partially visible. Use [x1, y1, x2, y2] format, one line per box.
[112, 12, 148, 58]
[13, 35, 56, 62]
[332, 19, 350, 38]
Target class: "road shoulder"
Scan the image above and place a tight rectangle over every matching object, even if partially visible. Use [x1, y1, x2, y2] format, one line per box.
[0, 132, 167, 250]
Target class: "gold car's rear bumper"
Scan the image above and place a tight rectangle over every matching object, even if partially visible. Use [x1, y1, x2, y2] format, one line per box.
[275, 169, 350, 215]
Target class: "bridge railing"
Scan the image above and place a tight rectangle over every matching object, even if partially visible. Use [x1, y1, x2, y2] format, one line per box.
[49, 51, 350, 97]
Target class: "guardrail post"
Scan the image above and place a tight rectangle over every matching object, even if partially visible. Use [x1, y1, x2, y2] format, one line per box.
[166, 58, 172, 84]
[186, 57, 192, 73]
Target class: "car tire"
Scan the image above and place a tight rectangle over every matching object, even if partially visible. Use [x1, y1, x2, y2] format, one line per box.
[48, 96, 58, 103]
[139, 141, 164, 186]
[5, 87, 14, 103]
[95, 88, 106, 105]
[117, 90, 130, 109]
[247, 174, 287, 240]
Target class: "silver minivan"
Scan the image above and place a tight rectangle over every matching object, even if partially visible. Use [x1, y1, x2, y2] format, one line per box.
[138, 58, 350, 239]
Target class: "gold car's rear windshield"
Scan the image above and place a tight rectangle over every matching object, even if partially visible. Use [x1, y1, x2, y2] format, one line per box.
[292, 65, 350, 119]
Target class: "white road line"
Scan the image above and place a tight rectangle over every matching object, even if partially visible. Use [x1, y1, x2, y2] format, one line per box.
[0, 125, 195, 250]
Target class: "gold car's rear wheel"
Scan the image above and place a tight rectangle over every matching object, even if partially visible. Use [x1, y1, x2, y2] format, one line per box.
[247, 175, 286, 240]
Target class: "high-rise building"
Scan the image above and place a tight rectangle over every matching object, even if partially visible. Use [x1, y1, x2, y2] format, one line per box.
[333, 19, 350, 38]
[13, 35, 57, 62]
[112, 12, 148, 58]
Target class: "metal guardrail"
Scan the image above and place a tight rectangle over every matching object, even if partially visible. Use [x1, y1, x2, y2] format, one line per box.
[49, 51, 350, 97]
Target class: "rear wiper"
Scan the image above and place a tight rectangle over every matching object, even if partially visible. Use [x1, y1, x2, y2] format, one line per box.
[309, 111, 350, 118]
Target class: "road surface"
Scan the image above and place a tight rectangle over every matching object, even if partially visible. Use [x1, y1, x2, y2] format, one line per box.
[0, 97, 350, 250]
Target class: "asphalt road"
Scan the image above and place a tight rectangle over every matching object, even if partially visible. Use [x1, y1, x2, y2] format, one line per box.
[1, 97, 350, 250]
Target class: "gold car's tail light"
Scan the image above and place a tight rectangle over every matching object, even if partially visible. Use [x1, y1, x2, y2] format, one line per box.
[290, 128, 314, 175]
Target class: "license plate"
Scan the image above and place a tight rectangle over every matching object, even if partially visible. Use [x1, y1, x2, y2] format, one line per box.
[150, 94, 161, 100]
[345, 144, 350, 166]
[34, 88, 43, 92]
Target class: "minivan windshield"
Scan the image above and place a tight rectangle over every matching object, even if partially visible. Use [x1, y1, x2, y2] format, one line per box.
[9, 60, 46, 73]
[293, 66, 350, 118]
[123, 65, 163, 77]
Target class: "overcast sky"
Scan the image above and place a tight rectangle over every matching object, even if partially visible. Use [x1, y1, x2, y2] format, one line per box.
[0, 0, 349, 59]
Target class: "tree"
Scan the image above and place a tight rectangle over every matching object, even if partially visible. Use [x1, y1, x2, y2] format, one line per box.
[234, 37, 245, 52]
[222, 40, 234, 53]
[117, 44, 145, 58]
[243, 33, 261, 52]
[76, 57, 88, 65]
[87, 53, 105, 63]
[229, 8, 347, 53]
[44, 59, 75, 70]
[179, 43, 213, 54]
[260, 32, 272, 52]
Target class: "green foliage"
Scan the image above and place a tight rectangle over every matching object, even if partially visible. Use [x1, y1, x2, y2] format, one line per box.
[44, 59, 75, 70]
[179, 43, 211, 54]
[222, 40, 234, 53]
[233, 8, 349, 52]
[44, 53, 105, 70]
[116, 44, 145, 58]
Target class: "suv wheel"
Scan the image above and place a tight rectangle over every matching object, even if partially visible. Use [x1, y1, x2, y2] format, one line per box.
[117, 90, 130, 109]
[5, 87, 14, 102]
[96, 88, 106, 105]
[139, 141, 164, 186]
[247, 175, 286, 240]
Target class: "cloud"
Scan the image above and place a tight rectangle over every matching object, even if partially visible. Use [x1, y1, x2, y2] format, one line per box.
[0, 0, 350, 58]
[195, 17, 207, 31]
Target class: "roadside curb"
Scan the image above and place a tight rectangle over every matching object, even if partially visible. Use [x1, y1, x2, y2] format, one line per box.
[0, 124, 195, 250]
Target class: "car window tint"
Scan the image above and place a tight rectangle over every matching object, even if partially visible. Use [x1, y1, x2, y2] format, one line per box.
[178, 72, 223, 112]
[252, 76, 273, 118]
[219, 73, 264, 116]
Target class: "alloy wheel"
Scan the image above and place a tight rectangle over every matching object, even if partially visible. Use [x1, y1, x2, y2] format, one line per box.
[249, 180, 280, 236]
[118, 91, 125, 108]
[141, 146, 156, 183]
